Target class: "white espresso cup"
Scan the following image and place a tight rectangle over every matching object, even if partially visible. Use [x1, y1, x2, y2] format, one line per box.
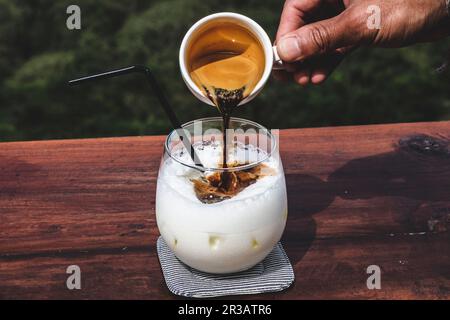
[179, 12, 283, 107]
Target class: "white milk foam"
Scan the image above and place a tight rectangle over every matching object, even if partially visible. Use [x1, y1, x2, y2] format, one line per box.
[156, 141, 288, 273]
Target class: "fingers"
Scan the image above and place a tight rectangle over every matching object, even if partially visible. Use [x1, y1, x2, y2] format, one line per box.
[309, 57, 340, 85]
[310, 69, 327, 84]
[279, 48, 352, 86]
[277, 8, 364, 62]
[275, 1, 362, 86]
[293, 69, 311, 86]
[276, 0, 323, 41]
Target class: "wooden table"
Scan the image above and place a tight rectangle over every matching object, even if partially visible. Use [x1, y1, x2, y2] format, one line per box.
[0, 121, 449, 300]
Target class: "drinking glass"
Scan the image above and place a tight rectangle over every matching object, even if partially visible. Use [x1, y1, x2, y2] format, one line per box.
[156, 117, 287, 273]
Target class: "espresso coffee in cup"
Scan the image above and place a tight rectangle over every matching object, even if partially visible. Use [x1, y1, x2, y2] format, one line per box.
[186, 21, 266, 108]
[180, 12, 282, 107]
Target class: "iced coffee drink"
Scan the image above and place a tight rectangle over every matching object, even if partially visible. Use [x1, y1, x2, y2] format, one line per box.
[156, 118, 287, 273]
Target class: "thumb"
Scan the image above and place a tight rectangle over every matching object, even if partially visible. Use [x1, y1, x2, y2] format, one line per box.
[277, 10, 365, 62]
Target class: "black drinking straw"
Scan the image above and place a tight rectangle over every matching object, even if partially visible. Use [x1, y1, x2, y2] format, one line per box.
[68, 65, 203, 168]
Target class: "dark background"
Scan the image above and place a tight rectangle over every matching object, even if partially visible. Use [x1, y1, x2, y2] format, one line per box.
[1, 0, 449, 141]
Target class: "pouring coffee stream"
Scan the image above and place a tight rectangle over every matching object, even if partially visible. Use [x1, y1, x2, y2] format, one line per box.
[185, 20, 272, 202]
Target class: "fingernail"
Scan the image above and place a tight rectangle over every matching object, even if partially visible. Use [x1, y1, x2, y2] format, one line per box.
[278, 36, 301, 61]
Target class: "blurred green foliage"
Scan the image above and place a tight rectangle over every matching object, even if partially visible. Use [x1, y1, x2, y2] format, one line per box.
[0, 0, 449, 141]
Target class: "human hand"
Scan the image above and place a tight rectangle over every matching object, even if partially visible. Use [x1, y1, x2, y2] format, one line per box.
[275, 0, 450, 85]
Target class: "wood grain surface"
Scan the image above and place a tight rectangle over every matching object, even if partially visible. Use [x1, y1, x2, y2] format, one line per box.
[0, 121, 449, 299]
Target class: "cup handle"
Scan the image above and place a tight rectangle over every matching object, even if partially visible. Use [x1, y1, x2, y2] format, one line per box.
[272, 45, 284, 70]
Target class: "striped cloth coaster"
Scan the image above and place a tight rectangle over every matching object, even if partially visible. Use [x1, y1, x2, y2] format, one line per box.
[156, 236, 295, 298]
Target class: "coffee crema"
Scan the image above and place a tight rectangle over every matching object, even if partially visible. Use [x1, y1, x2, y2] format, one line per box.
[187, 21, 266, 202]
[187, 21, 265, 101]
